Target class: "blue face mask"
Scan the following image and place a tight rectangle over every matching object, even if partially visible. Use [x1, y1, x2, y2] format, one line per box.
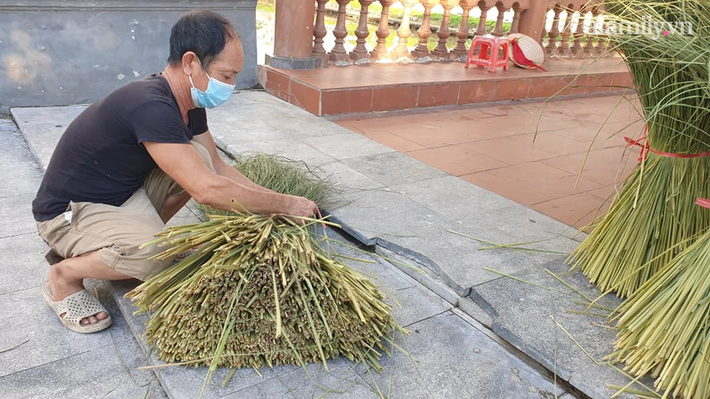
[189, 67, 235, 109]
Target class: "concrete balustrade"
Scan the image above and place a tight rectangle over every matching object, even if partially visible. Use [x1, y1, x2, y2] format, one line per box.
[269, 0, 611, 70]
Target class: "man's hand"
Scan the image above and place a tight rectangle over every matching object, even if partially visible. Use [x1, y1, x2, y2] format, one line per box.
[284, 196, 318, 219]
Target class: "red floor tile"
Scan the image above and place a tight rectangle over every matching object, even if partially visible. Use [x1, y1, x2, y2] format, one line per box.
[408, 146, 509, 176]
[461, 134, 558, 164]
[357, 131, 426, 152]
[461, 171, 553, 205]
[388, 120, 526, 148]
[486, 162, 602, 201]
[531, 193, 612, 229]
[333, 93, 638, 228]
[541, 146, 639, 187]
[586, 184, 621, 201]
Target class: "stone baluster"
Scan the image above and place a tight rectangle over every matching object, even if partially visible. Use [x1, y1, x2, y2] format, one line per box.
[559, 7, 574, 57]
[594, 6, 608, 57]
[372, 0, 395, 60]
[583, 7, 597, 57]
[475, 1, 490, 36]
[492, 2, 507, 36]
[545, 3, 562, 56]
[452, 0, 474, 58]
[329, 0, 350, 62]
[433, 0, 455, 58]
[412, 0, 438, 59]
[570, 6, 585, 58]
[351, 0, 374, 61]
[313, 0, 329, 65]
[510, 3, 521, 34]
[391, 0, 417, 60]
[539, 6, 550, 45]
[473, 1, 490, 56]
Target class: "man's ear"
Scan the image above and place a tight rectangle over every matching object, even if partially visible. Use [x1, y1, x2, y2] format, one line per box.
[181, 51, 199, 76]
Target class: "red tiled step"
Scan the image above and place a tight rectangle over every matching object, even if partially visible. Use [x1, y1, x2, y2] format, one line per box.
[258, 58, 631, 117]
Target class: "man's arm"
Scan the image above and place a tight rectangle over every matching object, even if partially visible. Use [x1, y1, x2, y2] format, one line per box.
[191, 131, 275, 194]
[143, 141, 316, 217]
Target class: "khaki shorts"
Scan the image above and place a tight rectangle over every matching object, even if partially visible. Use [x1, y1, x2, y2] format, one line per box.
[37, 141, 214, 281]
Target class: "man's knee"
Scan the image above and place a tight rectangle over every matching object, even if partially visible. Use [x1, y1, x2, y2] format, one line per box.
[99, 239, 174, 281]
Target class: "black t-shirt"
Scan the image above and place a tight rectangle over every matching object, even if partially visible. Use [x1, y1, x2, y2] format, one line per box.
[32, 74, 208, 222]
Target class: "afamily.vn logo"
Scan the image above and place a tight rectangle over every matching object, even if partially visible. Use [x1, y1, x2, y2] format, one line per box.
[585, 16, 694, 39]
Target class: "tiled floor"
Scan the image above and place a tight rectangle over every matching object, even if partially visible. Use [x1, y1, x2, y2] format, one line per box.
[334, 94, 643, 229]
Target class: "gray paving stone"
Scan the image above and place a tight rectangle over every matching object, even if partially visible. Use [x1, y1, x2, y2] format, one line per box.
[329, 188, 442, 246]
[11, 106, 86, 171]
[210, 118, 292, 143]
[317, 161, 385, 192]
[211, 91, 293, 113]
[457, 297, 494, 328]
[327, 183, 577, 293]
[302, 133, 395, 161]
[226, 140, 336, 167]
[0, 235, 50, 296]
[166, 204, 203, 227]
[279, 119, 356, 139]
[354, 311, 565, 399]
[0, 287, 114, 378]
[0, 195, 38, 238]
[324, 230, 453, 327]
[0, 164, 43, 200]
[382, 221, 568, 292]
[473, 263, 653, 399]
[474, 259, 615, 304]
[391, 175, 519, 220]
[0, 120, 44, 197]
[341, 152, 448, 188]
[462, 204, 584, 255]
[0, 343, 165, 399]
[210, 94, 344, 139]
[374, 246, 462, 307]
[220, 360, 376, 399]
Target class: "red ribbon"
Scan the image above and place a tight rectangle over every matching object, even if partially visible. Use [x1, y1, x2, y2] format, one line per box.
[625, 125, 710, 162]
[510, 37, 547, 72]
[624, 125, 710, 209]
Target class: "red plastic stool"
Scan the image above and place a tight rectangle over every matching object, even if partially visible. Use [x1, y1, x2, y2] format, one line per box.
[465, 35, 509, 73]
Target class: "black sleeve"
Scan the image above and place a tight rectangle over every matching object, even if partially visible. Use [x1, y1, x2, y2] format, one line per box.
[190, 108, 209, 136]
[131, 100, 191, 144]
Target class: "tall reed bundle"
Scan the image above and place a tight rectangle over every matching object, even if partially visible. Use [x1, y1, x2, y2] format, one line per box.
[567, 0, 710, 298]
[126, 211, 400, 376]
[612, 219, 710, 398]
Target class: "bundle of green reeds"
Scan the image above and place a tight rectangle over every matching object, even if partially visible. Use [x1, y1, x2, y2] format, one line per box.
[200, 152, 338, 216]
[126, 211, 400, 374]
[567, 0, 710, 298]
[612, 214, 710, 398]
